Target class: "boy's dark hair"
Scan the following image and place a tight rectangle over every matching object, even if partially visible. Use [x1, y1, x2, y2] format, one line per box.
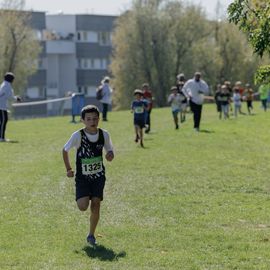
[81, 105, 100, 119]
[4, 72, 15, 83]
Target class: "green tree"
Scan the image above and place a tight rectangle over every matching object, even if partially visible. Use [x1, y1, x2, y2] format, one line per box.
[0, 0, 41, 94]
[228, 0, 270, 84]
[111, 0, 215, 108]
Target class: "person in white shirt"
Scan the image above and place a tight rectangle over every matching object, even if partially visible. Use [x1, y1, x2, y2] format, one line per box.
[0, 72, 21, 142]
[168, 86, 185, 129]
[100, 76, 113, 121]
[232, 88, 242, 117]
[182, 72, 209, 131]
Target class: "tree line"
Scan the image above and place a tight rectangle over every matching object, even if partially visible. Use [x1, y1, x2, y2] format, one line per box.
[110, 0, 269, 109]
[0, 0, 40, 95]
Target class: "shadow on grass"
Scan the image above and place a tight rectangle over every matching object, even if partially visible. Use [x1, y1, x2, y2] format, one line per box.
[0, 139, 19, 143]
[199, 129, 215, 134]
[82, 244, 126, 261]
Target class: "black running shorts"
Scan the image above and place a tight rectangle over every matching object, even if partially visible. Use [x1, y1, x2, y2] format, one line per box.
[75, 177, 106, 201]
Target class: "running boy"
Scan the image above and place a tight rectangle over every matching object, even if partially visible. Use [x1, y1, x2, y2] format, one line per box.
[131, 89, 149, 147]
[62, 105, 114, 246]
[168, 86, 184, 129]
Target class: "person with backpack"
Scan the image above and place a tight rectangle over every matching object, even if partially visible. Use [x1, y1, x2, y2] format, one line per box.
[96, 76, 113, 121]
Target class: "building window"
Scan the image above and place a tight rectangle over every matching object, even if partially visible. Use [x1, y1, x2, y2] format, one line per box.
[77, 32, 81, 41]
[83, 31, 88, 41]
[98, 32, 111, 46]
[77, 59, 81, 69]
[90, 59, 95, 69]
[27, 87, 40, 98]
[83, 58, 88, 69]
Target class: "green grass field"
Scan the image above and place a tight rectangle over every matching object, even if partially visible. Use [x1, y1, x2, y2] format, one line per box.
[1, 103, 270, 270]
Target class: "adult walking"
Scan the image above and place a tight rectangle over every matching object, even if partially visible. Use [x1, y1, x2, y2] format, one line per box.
[182, 72, 209, 132]
[99, 76, 113, 121]
[0, 72, 21, 142]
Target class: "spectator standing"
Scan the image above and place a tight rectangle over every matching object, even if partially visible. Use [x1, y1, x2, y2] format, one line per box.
[0, 72, 21, 142]
[99, 76, 113, 121]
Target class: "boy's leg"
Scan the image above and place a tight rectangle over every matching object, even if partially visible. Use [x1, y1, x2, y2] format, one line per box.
[134, 125, 139, 142]
[139, 127, 144, 147]
[145, 109, 151, 133]
[77, 196, 90, 211]
[173, 111, 179, 129]
[225, 105, 229, 119]
[89, 197, 101, 237]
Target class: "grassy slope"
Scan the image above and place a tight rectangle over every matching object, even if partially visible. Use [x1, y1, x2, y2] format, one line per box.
[1, 103, 270, 270]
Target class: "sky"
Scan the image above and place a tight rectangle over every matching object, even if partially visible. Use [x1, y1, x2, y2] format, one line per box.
[24, 0, 233, 18]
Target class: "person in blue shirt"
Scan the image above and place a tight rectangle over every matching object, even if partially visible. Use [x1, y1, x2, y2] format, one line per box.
[131, 89, 149, 147]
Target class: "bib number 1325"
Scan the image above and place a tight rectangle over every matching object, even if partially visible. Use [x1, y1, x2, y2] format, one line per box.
[81, 156, 103, 175]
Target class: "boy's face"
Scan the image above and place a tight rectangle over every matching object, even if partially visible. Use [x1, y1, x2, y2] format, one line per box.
[82, 112, 99, 132]
[135, 93, 142, 100]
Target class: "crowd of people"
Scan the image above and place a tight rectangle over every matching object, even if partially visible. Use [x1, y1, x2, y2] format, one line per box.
[214, 80, 270, 119]
[128, 72, 270, 147]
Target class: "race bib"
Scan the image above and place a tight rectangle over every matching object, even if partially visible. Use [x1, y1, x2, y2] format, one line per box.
[134, 106, 144, 113]
[81, 156, 103, 175]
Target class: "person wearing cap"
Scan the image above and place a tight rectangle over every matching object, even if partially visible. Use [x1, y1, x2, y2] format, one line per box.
[182, 72, 209, 131]
[131, 89, 149, 147]
[177, 73, 185, 84]
[0, 72, 21, 142]
[99, 76, 113, 121]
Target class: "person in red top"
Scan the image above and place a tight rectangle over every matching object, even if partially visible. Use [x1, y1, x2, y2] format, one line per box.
[142, 83, 153, 133]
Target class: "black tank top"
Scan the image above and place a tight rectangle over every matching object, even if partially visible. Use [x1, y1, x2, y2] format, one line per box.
[76, 128, 105, 181]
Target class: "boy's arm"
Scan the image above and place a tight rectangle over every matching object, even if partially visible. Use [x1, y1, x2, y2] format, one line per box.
[103, 131, 114, 162]
[62, 149, 74, 177]
[105, 151, 114, 162]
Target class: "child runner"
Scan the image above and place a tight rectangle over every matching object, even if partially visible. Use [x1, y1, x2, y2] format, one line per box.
[258, 83, 270, 112]
[219, 85, 231, 119]
[214, 84, 222, 119]
[142, 83, 153, 133]
[176, 81, 188, 123]
[131, 89, 149, 147]
[232, 88, 242, 117]
[244, 83, 254, 114]
[168, 86, 184, 129]
[62, 105, 114, 246]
